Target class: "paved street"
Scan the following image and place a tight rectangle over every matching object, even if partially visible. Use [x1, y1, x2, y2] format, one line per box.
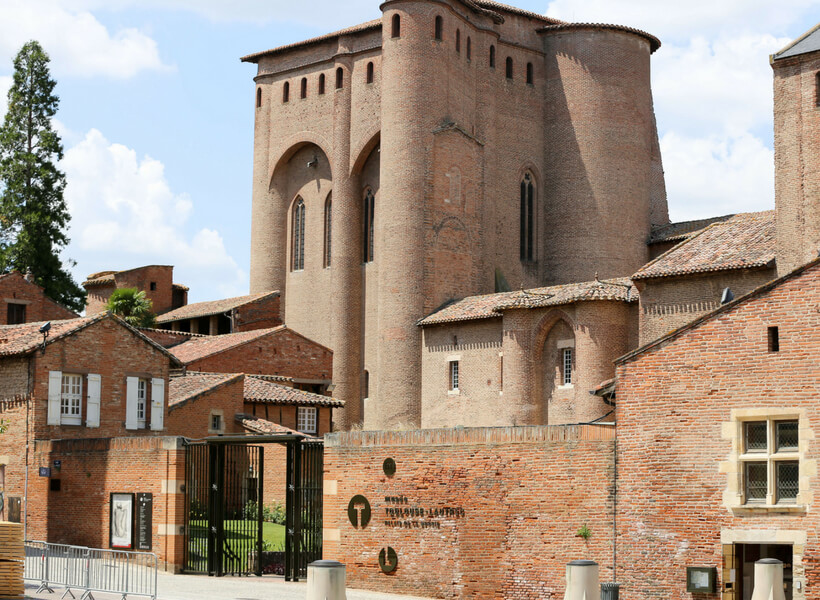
[24, 569, 435, 600]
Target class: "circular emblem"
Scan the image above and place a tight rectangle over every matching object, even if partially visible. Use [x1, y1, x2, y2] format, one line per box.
[383, 457, 396, 477]
[347, 495, 371, 528]
[379, 546, 398, 573]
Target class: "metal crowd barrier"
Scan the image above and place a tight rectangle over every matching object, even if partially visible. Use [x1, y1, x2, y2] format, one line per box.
[24, 540, 157, 600]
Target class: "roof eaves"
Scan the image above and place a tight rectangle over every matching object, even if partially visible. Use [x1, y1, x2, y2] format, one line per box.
[538, 22, 661, 53]
[173, 326, 285, 364]
[168, 373, 244, 411]
[240, 20, 382, 63]
[616, 256, 820, 366]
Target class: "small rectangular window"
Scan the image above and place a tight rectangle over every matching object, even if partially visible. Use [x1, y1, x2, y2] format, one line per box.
[776, 461, 799, 502]
[61, 374, 83, 425]
[211, 413, 222, 432]
[136, 379, 148, 428]
[744, 462, 768, 502]
[768, 326, 779, 352]
[150, 281, 157, 291]
[775, 420, 798, 452]
[562, 348, 572, 385]
[744, 421, 767, 452]
[7, 303, 26, 324]
[449, 361, 459, 392]
[297, 407, 317, 434]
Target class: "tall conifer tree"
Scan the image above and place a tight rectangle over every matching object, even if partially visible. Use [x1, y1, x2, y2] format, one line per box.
[0, 41, 85, 312]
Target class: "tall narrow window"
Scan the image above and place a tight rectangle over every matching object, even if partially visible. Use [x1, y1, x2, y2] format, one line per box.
[434, 16, 443, 40]
[392, 14, 401, 38]
[336, 67, 344, 89]
[300, 77, 307, 99]
[456, 29, 461, 53]
[520, 172, 534, 261]
[292, 197, 305, 271]
[61, 374, 83, 426]
[449, 361, 460, 392]
[768, 326, 780, 352]
[363, 189, 375, 263]
[318, 73, 326, 95]
[283, 81, 290, 103]
[489, 45, 496, 68]
[526, 62, 533, 84]
[256, 87, 262, 107]
[136, 379, 147, 429]
[363, 370, 370, 399]
[366, 61, 374, 84]
[506, 57, 513, 79]
[562, 348, 573, 385]
[324, 194, 332, 268]
[466, 37, 471, 61]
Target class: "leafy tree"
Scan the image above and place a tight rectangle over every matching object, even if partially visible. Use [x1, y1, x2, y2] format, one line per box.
[106, 287, 156, 328]
[0, 41, 85, 312]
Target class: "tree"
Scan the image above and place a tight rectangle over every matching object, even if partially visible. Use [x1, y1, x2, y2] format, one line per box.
[106, 288, 156, 328]
[0, 41, 85, 312]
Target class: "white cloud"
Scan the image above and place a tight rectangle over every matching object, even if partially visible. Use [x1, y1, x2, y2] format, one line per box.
[61, 128, 246, 299]
[660, 131, 774, 222]
[0, 0, 171, 79]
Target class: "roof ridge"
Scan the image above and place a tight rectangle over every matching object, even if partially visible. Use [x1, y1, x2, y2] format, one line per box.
[772, 22, 820, 60]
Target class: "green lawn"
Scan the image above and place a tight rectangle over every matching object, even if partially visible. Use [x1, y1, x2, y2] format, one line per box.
[188, 520, 286, 567]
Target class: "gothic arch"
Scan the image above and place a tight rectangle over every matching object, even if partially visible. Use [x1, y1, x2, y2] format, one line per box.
[350, 129, 381, 176]
[268, 134, 333, 186]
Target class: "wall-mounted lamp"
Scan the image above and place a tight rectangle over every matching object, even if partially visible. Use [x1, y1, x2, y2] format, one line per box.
[39, 322, 51, 355]
[306, 155, 318, 168]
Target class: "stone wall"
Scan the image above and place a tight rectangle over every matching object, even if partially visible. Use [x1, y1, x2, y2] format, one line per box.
[323, 425, 616, 599]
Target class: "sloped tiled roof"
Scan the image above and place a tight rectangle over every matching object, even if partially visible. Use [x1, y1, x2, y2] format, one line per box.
[773, 23, 820, 60]
[168, 326, 286, 364]
[419, 278, 635, 326]
[168, 372, 243, 408]
[82, 272, 116, 286]
[633, 211, 776, 280]
[155, 291, 279, 323]
[473, 0, 562, 22]
[649, 214, 734, 244]
[245, 375, 344, 407]
[236, 414, 310, 437]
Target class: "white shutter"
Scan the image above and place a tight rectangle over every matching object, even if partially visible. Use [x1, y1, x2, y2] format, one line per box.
[86, 374, 101, 428]
[47, 371, 62, 425]
[125, 377, 139, 430]
[150, 378, 165, 431]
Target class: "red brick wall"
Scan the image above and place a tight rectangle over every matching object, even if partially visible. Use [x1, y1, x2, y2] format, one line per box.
[114, 266, 175, 315]
[0, 272, 78, 324]
[324, 425, 615, 599]
[166, 376, 245, 439]
[186, 328, 332, 382]
[139, 328, 203, 349]
[235, 294, 282, 332]
[25, 436, 186, 571]
[615, 261, 820, 598]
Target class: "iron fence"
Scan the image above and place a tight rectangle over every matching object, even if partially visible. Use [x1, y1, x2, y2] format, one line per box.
[24, 540, 157, 600]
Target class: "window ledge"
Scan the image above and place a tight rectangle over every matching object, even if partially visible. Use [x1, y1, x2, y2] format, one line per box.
[448, 390, 460, 396]
[557, 384, 574, 390]
[730, 504, 806, 515]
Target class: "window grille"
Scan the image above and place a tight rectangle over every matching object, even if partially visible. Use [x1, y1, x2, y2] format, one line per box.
[777, 462, 799, 501]
[292, 198, 305, 270]
[137, 379, 147, 428]
[562, 348, 572, 385]
[744, 421, 767, 452]
[741, 418, 800, 504]
[61, 374, 82, 425]
[449, 361, 459, 392]
[298, 407, 317, 434]
[211, 413, 222, 432]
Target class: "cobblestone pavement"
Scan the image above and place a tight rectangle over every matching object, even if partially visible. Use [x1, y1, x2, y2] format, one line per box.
[25, 570, 435, 600]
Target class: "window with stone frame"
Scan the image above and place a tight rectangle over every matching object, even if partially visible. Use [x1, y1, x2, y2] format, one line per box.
[561, 348, 572, 386]
[297, 407, 317, 434]
[449, 360, 460, 392]
[61, 374, 83, 426]
[741, 419, 799, 505]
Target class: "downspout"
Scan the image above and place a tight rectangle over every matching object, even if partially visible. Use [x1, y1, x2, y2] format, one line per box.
[24, 354, 35, 541]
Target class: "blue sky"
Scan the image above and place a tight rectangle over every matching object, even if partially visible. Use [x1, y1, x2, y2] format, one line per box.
[0, 0, 818, 304]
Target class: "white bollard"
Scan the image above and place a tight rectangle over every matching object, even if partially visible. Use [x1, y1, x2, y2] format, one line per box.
[750, 558, 786, 600]
[306, 560, 347, 600]
[564, 560, 600, 600]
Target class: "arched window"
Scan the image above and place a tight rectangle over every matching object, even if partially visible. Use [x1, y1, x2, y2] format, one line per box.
[434, 16, 443, 40]
[300, 77, 307, 99]
[526, 62, 533, 85]
[456, 29, 461, 53]
[366, 61, 374, 84]
[466, 37, 471, 61]
[324, 194, 332, 268]
[489, 45, 496, 68]
[506, 57, 513, 79]
[520, 173, 534, 262]
[363, 189, 375, 263]
[336, 67, 344, 89]
[292, 197, 305, 270]
[256, 87, 262, 108]
[283, 81, 290, 103]
[392, 14, 401, 38]
[318, 73, 325, 95]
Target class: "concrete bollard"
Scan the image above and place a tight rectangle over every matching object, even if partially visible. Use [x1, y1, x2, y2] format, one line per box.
[306, 560, 347, 600]
[750, 558, 786, 600]
[564, 560, 600, 600]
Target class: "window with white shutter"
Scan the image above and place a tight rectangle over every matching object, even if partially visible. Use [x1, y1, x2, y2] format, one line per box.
[125, 377, 139, 430]
[150, 378, 165, 431]
[47, 371, 62, 425]
[86, 374, 101, 428]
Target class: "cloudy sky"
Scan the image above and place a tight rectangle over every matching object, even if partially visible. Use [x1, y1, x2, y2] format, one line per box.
[0, 1, 817, 304]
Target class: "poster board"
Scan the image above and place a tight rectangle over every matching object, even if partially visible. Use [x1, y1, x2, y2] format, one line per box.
[109, 493, 134, 550]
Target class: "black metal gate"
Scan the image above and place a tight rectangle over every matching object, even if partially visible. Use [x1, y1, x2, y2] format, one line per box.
[184, 443, 264, 576]
[285, 440, 324, 580]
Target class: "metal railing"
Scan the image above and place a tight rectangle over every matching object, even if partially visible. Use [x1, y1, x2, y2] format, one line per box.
[24, 540, 157, 600]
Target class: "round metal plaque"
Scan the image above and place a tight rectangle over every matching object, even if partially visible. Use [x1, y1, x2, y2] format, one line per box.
[347, 495, 371, 528]
[383, 457, 396, 477]
[379, 546, 398, 573]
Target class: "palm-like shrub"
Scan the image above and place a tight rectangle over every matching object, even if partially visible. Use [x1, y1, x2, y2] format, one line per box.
[106, 287, 156, 328]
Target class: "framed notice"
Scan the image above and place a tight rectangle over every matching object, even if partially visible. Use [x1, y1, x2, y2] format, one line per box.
[136, 493, 153, 551]
[110, 493, 134, 550]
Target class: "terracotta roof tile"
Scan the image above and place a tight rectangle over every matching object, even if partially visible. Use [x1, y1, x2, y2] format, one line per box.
[168, 327, 286, 364]
[155, 291, 279, 323]
[473, 0, 562, 22]
[235, 414, 309, 437]
[168, 372, 243, 408]
[245, 375, 344, 407]
[0, 315, 101, 356]
[419, 278, 635, 326]
[633, 211, 775, 280]
[538, 22, 661, 53]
